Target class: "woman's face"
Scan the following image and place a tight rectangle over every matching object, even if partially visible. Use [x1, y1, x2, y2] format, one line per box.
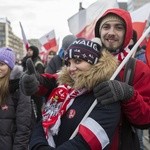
[0, 61, 9, 78]
[66, 58, 92, 80]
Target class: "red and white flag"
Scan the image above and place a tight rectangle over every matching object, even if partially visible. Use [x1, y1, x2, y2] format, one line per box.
[39, 30, 58, 52]
[131, 3, 150, 42]
[39, 37, 59, 64]
[78, 117, 109, 150]
[68, 0, 118, 40]
[19, 22, 30, 51]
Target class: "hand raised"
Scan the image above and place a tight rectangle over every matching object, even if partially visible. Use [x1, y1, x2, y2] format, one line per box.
[20, 58, 39, 96]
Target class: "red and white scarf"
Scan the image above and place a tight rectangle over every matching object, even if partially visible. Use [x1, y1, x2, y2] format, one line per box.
[115, 47, 130, 62]
[42, 84, 86, 147]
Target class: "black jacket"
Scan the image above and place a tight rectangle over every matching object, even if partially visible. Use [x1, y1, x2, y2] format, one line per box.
[30, 91, 121, 150]
[0, 79, 32, 150]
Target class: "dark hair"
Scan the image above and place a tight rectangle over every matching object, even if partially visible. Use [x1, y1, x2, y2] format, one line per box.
[132, 30, 137, 45]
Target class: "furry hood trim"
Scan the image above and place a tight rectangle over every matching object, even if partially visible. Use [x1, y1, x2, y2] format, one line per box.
[57, 50, 118, 90]
[10, 65, 23, 80]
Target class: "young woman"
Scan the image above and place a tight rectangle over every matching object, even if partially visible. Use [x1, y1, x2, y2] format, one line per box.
[0, 47, 32, 150]
[21, 38, 125, 150]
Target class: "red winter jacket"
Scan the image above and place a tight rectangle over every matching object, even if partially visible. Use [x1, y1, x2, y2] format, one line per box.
[95, 8, 150, 150]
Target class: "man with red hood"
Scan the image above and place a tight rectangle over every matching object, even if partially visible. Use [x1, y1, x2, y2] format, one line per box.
[94, 8, 150, 149]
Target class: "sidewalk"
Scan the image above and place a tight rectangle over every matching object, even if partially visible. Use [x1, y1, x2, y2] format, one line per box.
[143, 130, 150, 150]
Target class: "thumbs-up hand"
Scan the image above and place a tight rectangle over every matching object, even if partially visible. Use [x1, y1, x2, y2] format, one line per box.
[20, 58, 39, 96]
[26, 58, 37, 75]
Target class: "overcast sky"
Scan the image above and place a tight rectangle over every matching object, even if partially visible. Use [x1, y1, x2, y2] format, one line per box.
[0, 0, 96, 41]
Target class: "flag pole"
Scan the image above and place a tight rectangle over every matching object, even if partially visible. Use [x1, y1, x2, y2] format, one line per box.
[19, 22, 29, 51]
[69, 25, 150, 140]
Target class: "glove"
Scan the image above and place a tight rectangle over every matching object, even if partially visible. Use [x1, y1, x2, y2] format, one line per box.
[93, 80, 134, 105]
[20, 58, 40, 96]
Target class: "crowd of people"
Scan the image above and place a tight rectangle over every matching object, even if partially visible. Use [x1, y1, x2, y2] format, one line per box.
[0, 7, 150, 150]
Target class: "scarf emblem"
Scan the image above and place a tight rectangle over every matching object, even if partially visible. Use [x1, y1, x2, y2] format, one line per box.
[42, 84, 86, 147]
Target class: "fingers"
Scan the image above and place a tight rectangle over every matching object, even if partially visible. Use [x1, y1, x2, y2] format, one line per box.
[100, 98, 115, 105]
[93, 81, 110, 97]
[96, 92, 113, 103]
[26, 58, 37, 75]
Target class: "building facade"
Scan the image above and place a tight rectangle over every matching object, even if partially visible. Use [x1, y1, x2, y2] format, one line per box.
[0, 17, 24, 60]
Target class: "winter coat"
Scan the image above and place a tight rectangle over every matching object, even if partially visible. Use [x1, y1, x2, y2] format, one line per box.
[45, 55, 64, 74]
[29, 50, 122, 150]
[0, 68, 32, 150]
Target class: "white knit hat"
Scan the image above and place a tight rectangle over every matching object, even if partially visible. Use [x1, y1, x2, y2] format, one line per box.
[100, 14, 125, 30]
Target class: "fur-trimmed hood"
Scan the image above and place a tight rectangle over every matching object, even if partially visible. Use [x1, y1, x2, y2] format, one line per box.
[57, 50, 118, 90]
[10, 64, 23, 80]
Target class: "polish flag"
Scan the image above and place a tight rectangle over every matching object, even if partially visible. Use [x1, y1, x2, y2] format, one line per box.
[131, 3, 150, 43]
[39, 30, 58, 52]
[19, 22, 30, 51]
[39, 38, 59, 64]
[68, 0, 118, 40]
[78, 117, 109, 150]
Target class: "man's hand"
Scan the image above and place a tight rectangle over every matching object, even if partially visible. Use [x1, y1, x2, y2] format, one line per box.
[93, 80, 134, 105]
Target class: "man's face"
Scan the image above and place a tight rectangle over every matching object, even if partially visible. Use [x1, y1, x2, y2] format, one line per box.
[100, 20, 125, 52]
[27, 48, 33, 57]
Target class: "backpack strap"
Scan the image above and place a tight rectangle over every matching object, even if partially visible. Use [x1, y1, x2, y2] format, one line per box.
[123, 57, 136, 85]
[121, 57, 140, 150]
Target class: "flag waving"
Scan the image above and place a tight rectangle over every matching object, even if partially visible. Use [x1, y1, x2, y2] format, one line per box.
[131, 3, 150, 41]
[19, 22, 30, 51]
[68, 0, 118, 40]
[39, 30, 58, 52]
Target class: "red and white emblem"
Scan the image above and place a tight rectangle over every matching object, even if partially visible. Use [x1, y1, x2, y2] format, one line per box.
[68, 109, 76, 119]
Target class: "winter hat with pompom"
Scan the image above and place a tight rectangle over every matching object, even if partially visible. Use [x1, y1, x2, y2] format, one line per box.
[64, 38, 102, 65]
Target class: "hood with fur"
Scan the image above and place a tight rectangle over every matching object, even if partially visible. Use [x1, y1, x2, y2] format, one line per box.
[10, 64, 23, 80]
[57, 50, 118, 90]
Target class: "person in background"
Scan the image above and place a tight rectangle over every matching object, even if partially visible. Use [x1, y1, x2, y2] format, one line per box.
[135, 45, 146, 64]
[22, 45, 45, 123]
[0, 47, 32, 150]
[94, 8, 150, 149]
[22, 45, 45, 73]
[48, 51, 56, 62]
[21, 38, 122, 150]
[45, 34, 76, 74]
[44, 51, 56, 69]
[129, 29, 146, 64]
